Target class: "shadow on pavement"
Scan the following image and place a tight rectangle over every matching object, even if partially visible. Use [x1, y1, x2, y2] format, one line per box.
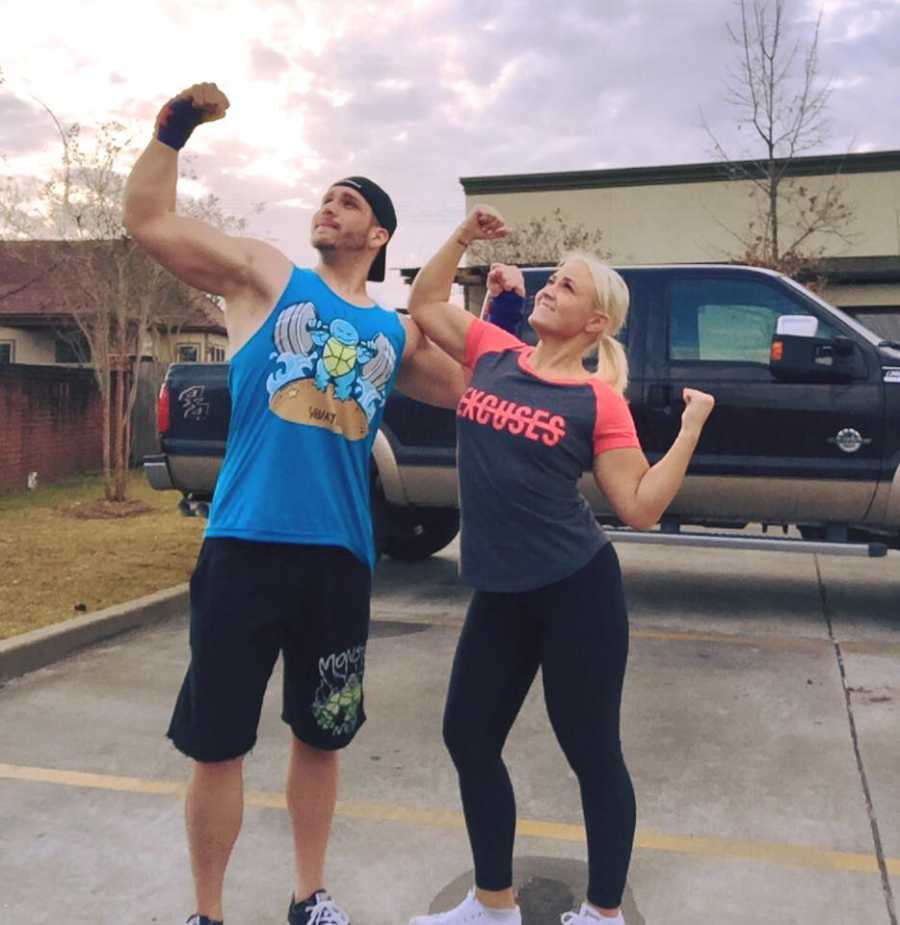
[432, 858, 645, 925]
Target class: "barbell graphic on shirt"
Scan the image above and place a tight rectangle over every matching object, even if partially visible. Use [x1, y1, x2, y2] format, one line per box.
[266, 301, 397, 439]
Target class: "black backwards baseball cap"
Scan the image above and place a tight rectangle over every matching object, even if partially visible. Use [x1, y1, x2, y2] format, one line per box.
[332, 176, 397, 282]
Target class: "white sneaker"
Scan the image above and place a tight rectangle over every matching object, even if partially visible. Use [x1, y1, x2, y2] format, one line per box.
[410, 890, 521, 925]
[561, 903, 624, 925]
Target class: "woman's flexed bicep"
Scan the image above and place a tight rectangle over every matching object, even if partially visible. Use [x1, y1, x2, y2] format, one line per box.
[593, 447, 653, 531]
[402, 301, 474, 365]
[396, 317, 470, 408]
[407, 204, 510, 360]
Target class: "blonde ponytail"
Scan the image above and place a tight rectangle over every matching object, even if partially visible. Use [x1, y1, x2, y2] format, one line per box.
[561, 250, 631, 394]
[597, 333, 629, 394]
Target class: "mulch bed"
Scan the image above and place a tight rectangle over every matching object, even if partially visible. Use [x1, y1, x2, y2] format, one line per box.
[61, 499, 154, 519]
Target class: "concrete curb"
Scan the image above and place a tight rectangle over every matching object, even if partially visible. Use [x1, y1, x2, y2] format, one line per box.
[0, 583, 189, 684]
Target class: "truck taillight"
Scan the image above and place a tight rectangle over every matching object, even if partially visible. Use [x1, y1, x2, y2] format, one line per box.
[157, 382, 171, 435]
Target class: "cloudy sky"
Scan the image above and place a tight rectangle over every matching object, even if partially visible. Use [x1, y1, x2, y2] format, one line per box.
[1, 0, 899, 305]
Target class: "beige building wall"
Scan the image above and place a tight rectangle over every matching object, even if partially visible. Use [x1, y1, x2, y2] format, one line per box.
[459, 158, 900, 336]
[823, 284, 900, 308]
[0, 326, 56, 364]
[464, 169, 900, 266]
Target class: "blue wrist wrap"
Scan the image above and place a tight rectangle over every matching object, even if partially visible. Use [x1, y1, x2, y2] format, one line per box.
[488, 290, 526, 335]
[156, 98, 204, 150]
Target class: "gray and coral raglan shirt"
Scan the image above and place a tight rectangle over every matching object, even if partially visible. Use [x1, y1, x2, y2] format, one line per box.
[457, 318, 642, 592]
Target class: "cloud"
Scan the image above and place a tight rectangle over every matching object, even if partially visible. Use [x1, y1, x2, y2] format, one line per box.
[250, 41, 292, 81]
[215, 0, 900, 302]
[1, 0, 898, 308]
[0, 91, 59, 157]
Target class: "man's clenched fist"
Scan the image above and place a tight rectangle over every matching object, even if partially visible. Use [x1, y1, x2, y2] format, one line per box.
[155, 82, 229, 151]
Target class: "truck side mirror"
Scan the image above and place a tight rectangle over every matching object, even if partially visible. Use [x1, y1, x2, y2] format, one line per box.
[770, 332, 863, 382]
[776, 314, 819, 337]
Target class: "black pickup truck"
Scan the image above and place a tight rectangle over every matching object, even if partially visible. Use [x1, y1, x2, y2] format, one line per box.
[144, 264, 900, 560]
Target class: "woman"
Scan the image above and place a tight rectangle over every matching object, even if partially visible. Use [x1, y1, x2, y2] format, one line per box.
[406, 206, 715, 925]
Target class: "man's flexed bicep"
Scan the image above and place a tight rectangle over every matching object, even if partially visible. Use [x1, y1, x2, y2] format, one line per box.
[123, 82, 292, 305]
[130, 208, 290, 303]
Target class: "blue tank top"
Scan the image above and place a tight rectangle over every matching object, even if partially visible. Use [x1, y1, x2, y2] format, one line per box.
[205, 267, 407, 567]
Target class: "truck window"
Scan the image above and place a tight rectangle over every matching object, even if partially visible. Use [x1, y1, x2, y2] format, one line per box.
[844, 308, 900, 342]
[668, 278, 836, 364]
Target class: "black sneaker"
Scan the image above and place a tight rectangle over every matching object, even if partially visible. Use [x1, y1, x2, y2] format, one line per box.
[288, 890, 351, 925]
[186, 917, 223, 925]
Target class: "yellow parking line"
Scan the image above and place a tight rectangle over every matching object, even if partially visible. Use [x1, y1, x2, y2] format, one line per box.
[631, 628, 900, 658]
[629, 628, 829, 653]
[372, 612, 900, 658]
[841, 639, 900, 656]
[0, 762, 185, 796]
[2, 762, 897, 876]
[634, 629, 900, 658]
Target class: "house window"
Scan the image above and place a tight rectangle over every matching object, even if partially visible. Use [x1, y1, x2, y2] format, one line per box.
[176, 344, 199, 363]
[55, 333, 90, 364]
[0, 341, 14, 364]
[207, 345, 226, 362]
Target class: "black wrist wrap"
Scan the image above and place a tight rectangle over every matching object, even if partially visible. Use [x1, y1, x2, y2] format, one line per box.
[156, 98, 204, 150]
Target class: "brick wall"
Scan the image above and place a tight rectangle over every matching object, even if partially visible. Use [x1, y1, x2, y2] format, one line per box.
[0, 365, 103, 493]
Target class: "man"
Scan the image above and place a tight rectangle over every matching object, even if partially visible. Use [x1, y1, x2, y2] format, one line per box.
[123, 82, 465, 925]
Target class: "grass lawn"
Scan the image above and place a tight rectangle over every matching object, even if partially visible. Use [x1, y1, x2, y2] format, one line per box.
[0, 471, 204, 641]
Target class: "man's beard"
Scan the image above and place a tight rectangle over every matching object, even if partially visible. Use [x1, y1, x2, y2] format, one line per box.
[312, 228, 369, 258]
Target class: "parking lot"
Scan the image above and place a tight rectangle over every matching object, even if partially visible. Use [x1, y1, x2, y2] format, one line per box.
[1, 539, 898, 925]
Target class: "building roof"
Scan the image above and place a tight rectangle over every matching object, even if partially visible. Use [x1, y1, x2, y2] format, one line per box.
[460, 149, 900, 195]
[399, 255, 900, 288]
[0, 239, 225, 333]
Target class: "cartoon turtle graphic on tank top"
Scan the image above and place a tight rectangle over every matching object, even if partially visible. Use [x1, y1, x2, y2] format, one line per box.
[266, 302, 397, 440]
[312, 318, 374, 400]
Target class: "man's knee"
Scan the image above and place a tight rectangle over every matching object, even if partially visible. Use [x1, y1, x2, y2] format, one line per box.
[191, 754, 244, 779]
[290, 734, 341, 765]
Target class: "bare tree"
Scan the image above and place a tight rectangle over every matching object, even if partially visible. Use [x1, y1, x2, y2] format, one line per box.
[705, 0, 855, 274]
[0, 103, 247, 501]
[466, 207, 609, 267]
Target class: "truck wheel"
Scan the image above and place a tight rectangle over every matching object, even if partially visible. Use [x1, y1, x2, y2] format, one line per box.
[384, 507, 460, 561]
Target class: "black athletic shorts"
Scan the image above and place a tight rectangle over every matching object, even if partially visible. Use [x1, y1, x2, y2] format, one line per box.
[167, 538, 371, 762]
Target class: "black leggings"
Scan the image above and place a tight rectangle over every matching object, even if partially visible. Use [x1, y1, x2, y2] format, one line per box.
[442, 544, 635, 909]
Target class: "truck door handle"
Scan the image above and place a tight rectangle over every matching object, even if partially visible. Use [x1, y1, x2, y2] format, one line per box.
[647, 384, 672, 412]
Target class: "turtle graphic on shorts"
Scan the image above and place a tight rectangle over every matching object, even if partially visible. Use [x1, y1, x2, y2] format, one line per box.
[312, 674, 363, 736]
[312, 644, 366, 737]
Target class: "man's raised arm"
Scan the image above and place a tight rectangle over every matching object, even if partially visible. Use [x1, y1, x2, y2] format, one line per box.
[123, 82, 289, 305]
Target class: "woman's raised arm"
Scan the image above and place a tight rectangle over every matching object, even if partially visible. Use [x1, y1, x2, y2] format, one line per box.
[407, 206, 510, 362]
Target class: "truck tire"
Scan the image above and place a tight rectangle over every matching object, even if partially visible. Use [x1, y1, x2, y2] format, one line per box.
[384, 506, 460, 561]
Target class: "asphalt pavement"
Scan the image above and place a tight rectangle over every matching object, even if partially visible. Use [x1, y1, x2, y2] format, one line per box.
[1, 538, 898, 925]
